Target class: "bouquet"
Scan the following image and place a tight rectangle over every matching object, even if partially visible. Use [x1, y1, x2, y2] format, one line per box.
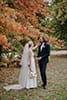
[29, 71, 37, 79]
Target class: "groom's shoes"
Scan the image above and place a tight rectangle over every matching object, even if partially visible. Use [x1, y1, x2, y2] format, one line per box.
[43, 86, 47, 89]
[41, 84, 47, 89]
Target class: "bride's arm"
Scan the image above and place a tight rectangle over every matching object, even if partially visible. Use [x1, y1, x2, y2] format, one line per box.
[32, 44, 39, 50]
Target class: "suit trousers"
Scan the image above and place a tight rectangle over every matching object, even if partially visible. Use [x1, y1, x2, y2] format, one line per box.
[39, 62, 47, 87]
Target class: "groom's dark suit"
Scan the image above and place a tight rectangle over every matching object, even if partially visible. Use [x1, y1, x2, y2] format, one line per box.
[38, 42, 50, 87]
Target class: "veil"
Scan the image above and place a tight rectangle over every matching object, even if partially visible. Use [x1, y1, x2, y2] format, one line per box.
[20, 41, 33, 66]
[19, 43, 30, 86]
[20, 43, 29, 66]
[3, 43, 30, 91]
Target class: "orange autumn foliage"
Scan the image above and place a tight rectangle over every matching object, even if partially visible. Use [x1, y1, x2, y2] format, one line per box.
[0, 0, 64, 49]
[0, 34, 8, 48]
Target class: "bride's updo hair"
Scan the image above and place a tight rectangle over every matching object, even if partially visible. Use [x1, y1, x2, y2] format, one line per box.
[28, 41, 33, 48]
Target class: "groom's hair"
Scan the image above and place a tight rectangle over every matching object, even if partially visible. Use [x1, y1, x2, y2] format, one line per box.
[38, 35, 46, 43]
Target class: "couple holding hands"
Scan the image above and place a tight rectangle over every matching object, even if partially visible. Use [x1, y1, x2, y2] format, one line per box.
[4, 35, 50, 91]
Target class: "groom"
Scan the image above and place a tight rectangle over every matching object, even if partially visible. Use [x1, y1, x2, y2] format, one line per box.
[37, 35, 50, 89]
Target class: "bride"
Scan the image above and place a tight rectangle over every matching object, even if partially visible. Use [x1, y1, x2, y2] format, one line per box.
[4, 41, 38, 90]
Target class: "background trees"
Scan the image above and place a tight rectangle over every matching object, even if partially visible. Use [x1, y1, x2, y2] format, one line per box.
[0, 0, 50, 67]
[0, 0, 65, 67]
[45, 0, 67, 47]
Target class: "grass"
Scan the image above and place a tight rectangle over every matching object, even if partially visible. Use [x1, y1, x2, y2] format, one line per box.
[0, 56, 67, 100]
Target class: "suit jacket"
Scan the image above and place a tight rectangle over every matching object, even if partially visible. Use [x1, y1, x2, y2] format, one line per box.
[38, 42, 50, 64]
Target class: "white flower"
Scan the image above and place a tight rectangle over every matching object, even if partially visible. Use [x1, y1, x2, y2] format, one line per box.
[30, 71, 37, 79]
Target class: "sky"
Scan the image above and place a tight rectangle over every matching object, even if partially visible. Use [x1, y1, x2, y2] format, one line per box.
[44, 0, 52, 3]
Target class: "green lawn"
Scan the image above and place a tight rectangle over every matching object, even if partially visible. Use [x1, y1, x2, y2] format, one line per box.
[0, 57, 67, 100]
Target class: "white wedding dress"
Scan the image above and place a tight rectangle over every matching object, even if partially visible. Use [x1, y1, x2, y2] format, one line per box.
[4, 42, 37, 91]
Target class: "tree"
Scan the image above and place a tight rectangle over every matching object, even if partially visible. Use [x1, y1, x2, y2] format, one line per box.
[0, 0, 64, 67]
[48, 0, 67, 47]
[0, 0, 49, 67]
